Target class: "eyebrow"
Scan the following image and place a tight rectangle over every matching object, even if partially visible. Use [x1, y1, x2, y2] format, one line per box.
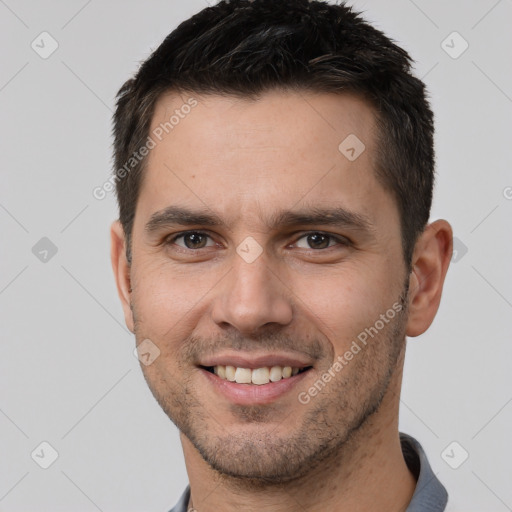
[144, 205, 374, 235]
[145, 206, 225, 234]
[267, 207, 374, 233]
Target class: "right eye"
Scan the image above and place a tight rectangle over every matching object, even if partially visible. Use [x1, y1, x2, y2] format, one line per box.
[167, 231, 215, 250]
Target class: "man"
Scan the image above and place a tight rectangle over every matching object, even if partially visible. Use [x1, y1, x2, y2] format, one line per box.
[110, 1, 453, 510]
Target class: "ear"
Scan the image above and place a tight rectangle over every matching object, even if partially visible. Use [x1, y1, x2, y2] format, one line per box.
[110, 220, 134, 333]
[406, 219, 453, 337]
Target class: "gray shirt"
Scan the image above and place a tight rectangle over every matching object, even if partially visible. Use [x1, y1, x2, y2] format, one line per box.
[168, 433, 448, 511]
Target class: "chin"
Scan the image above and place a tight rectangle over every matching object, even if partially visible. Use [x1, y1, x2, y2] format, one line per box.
[187, 425, 340, 485]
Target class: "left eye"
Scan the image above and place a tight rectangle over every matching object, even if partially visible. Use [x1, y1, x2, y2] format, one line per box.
[172, 232, 215, 249]
[294, 233, 346, 250]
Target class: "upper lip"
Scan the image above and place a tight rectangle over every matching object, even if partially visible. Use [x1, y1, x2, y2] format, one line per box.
[198, 352, 314, 369]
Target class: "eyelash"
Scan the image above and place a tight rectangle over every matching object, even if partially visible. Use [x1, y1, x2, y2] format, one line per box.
[165, 230, 351, 251]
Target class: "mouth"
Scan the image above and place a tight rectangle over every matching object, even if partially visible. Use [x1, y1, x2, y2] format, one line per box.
[201, 365, 313, 385]
[197, 354, 315, 405]
[197, 353, 316, 405]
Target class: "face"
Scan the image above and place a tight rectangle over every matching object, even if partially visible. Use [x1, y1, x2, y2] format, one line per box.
[122, 90, 410, 481]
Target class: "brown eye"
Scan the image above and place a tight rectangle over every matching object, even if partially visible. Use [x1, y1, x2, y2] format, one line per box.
[294, 232, 345, 250]
[305, 233, 330, 249]
[172, 231, 213, 249]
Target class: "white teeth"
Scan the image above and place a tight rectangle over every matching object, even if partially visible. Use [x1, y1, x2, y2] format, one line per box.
[225, 365, 236, 382]
[216, 365, 226, 379]
[211, 365, 305, 385]
[269, 365, 283, 382]
[282, 366, 292, 378]
[251, 367, 270, 385]
[234, 367, 252, 384]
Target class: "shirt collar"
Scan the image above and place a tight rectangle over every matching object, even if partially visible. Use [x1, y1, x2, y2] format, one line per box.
[401, 432, 448, 511]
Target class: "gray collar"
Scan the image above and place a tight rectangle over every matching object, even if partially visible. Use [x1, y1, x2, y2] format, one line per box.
[401, 433, 448, 511]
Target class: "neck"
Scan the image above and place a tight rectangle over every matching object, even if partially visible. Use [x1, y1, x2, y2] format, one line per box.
[181, 363, 415, 511]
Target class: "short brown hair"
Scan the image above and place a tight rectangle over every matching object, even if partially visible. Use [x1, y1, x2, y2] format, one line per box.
[112, 0, 434, 266]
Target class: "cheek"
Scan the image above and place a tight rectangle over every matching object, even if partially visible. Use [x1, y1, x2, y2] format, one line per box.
[290, 262, 400, 354]
[130, 260, 222, 343]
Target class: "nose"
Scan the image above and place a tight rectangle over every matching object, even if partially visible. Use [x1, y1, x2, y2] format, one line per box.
[211, 254, 293, 335]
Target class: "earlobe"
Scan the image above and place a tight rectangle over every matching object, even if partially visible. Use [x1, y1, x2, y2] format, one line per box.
[110, 220, 135, 333]
[406, 219, 453, 338]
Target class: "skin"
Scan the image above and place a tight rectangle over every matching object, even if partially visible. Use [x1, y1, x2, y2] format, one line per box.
[111, 90, 453, 511]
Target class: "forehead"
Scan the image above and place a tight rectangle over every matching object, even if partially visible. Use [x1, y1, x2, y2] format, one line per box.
[149, 89, 376, 159]
[136, 90, 396, 231]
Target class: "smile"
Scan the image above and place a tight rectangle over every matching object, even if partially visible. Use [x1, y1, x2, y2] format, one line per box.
[203, 365, 311, 385]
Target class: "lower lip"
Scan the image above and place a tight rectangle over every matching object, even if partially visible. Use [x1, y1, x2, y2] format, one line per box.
[200, 368, 311, 405]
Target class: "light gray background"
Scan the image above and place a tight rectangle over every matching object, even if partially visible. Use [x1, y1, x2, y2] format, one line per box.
[1, 0, 511, 510]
